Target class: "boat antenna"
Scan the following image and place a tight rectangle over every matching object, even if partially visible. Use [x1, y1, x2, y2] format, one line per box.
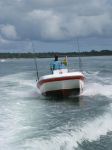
[31, 41, 39, 81]
[76, 38, 83, 72]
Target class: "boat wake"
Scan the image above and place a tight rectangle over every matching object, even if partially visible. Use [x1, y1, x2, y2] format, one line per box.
[0, 72, 40, 100]
[0, 70, 112, 150]
[82, 71, 112, 98]
[0, 59, 6, 62]
[23, 108, 112, 150]
[83, 82, 112, 98]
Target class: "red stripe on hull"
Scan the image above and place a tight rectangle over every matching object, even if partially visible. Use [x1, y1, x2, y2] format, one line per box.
[38, 76, 84, 88]
[42, 88, 80, 97]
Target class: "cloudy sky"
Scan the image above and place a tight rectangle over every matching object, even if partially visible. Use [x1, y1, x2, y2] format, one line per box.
[0, 0, 112, 52]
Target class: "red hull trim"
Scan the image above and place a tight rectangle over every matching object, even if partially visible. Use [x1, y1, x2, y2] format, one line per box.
[38, 76, 84, 88]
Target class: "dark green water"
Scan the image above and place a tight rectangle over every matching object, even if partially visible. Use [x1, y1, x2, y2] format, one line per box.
[0, 56, 112, 150]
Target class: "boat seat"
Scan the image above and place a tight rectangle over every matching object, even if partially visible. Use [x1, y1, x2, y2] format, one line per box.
[53, 69, 68, 74]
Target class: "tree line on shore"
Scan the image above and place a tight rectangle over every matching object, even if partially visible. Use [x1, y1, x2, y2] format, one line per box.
[0, 50, 112, 59]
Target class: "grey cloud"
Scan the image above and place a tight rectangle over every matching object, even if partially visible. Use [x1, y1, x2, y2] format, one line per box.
[0, 24, 18, 40]
[0, 0, 112, 51]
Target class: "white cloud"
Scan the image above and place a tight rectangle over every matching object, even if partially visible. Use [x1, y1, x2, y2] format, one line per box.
[28, 10, 64, 40]
[0, 0, 112, 41]
[27, 7, 112, 40]
[63, 13, 112, 38]
[0, 0, 112, 51]
[0, 24, 18, 40]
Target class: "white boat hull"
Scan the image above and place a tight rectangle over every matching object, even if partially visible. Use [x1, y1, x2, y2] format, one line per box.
[37, 70, 85, 97]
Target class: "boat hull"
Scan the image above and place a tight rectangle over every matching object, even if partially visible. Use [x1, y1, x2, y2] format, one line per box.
[42, 88, 80, 97]
[37, 71, 85, 97]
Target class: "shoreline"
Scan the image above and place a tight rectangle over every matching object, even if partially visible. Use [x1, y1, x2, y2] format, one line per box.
[0, 55, 112, 60]
[0, 50, 112, 59]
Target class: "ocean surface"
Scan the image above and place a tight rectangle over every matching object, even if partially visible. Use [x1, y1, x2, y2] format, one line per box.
[0, 56, 112, 150]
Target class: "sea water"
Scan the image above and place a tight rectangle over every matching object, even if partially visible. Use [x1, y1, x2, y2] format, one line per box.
[0, 56, 112, 150]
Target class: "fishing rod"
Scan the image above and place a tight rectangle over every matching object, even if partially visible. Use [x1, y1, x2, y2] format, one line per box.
[76, 38, 83, 72]
[31, 42, 39, 81]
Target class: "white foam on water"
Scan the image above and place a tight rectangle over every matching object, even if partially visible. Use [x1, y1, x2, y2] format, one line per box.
[23, 110, 112, 150]
[83, 71, 100, 76]
[0, 113, 36, 150]
[83, 82, 112, 98]
[0, 70, 112, 150]
[82, 70, 112, 98]
[0, 72, 40, 99]
[0, 59, 6, 62]
[0, 72, 34, 82]
[0, 70, 40, 149]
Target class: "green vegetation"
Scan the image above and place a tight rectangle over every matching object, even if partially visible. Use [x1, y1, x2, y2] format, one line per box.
[0, 50, 112, 59]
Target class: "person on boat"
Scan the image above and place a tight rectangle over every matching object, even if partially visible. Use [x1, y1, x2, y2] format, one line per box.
[50, 55, 61, 72]
[50, 55, 67, 73]
[62, 56, 68, 66]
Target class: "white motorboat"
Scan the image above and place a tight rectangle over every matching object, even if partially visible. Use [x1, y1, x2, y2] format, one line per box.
[37, 69, 85, 97]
